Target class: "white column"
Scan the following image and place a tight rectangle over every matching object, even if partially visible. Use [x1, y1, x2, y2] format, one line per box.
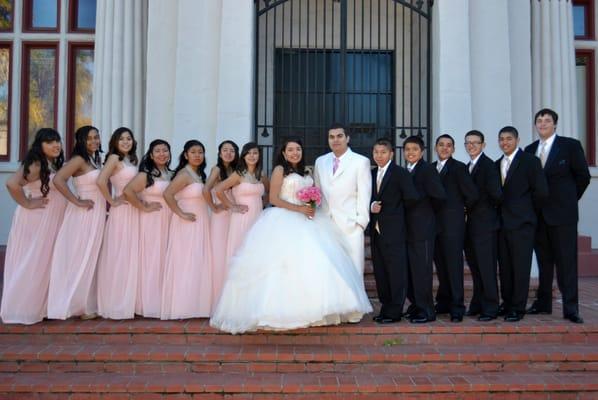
[92, 0, 148, 149]
[215, 0, 255, 149]
[431, 0, 473, 162]
[468, 0, 512, 160]
[531, 0, 578, 138]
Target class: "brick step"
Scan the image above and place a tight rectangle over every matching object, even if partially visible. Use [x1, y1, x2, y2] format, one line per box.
[0, 371, 596, 396]
[1, 343, 596, 374]
[580, 249, 598, 277]
[1, 319, 596, 346]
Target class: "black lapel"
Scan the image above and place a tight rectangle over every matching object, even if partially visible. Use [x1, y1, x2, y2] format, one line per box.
[543, 136, 560, 170]
[470, 155, 483, 176]
[377, 163, 394, 196]
[439, 158, 450, 177]
[503, 150, 521, 186]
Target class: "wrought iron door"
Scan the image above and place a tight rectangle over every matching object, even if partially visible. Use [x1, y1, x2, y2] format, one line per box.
[255, 0, 433, 169]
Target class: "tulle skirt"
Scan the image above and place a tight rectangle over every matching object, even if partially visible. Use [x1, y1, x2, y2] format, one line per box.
[210, 207, 372, 334]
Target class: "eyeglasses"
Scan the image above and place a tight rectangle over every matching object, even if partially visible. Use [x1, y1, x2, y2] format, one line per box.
[464, 141, 482, 146]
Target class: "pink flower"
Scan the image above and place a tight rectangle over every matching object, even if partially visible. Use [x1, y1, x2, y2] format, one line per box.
[296, 186, 322, 207]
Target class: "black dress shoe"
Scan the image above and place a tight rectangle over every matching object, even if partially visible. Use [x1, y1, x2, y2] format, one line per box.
[527, 305, 552, 315]
[565, 314, 584, 324]
[477, 314, 496, 322]
[409, 315, 436, 324]
[377, 316, 401, 324]
[504, 311, 522, 322]
[497, 303, 507, 316]
[373, 314, 384, 322]
[403, 305, 417, 319]
[450, 314, 463, 323]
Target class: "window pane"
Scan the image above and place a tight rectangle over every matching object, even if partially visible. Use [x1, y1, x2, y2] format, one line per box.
[27, 48, 56, 147]
[74, 48, 94, 130]
[0, 0, 13, 30]
[0, 47, 9, 157]
[573, 5, 587, 37]
[31, 0, 58, 29]
[76, 0, 96, 29]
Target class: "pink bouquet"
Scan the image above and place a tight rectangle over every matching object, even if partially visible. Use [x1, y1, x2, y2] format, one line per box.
[296, 186, 322, 209]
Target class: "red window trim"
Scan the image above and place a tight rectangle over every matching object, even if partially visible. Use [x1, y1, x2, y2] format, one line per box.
[576, 49, 596, 166]
[19, 42, 59, 161]
[22, 0, 60, 33]
[574, 0, 595, 41]
[0, 42, 12, 161]
[66, 42, 94, 155]
[0, 1, 15, 33]
[68, 0, 95, 33]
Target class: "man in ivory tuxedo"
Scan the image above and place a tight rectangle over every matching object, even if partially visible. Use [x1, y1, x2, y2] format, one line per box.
[314, 123, 372, 281]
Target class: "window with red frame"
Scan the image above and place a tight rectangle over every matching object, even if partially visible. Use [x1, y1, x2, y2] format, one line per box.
[0, 0, 14, 32]
[23, 0, 59, 32]
[66, 43, 94, 152]
[69, 0, 96, 32]
[0, 43, 11, 160]
[574, 0, 595, 40]
[20, 43, 58, 159]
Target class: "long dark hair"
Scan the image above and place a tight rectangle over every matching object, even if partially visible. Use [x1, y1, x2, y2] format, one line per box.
[173, 140, 207, 183]
[23, 128, 64, 197]
[139, 139, 173, 188]
[71, 125, 102, 166]
[216, 140, 239, 181]
[104, 127, 138, 165]
[236, 142, 262, 181]
[275, 137, 307, 177]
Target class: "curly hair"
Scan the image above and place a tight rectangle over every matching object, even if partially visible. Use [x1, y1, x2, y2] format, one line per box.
[216, 140, 239, 181]
[104, 127, 138, 165]
[139, 139, 173, 188]
[173, 140, 207, 183]
[23, 128, 64, 197]
[236, 142, 263, 181]
[71, 125, 102, 166]
[274, 137, 307, 177]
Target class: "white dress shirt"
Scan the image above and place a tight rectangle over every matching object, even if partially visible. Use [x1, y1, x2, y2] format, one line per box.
[536, 133, 556, 166]
[501, 148, 519, 183]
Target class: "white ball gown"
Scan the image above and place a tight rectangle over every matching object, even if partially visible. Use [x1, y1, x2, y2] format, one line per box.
[210, 172, 372, 334]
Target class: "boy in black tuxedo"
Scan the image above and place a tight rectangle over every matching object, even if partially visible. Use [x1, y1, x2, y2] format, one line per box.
[432, 134, 479, 322]
[495, 126, 548, 322]
[525, 109, 591, 324]
[370, 138, 419, 324]
[464, 130, 502, 321]
[403, 136, 446, 323]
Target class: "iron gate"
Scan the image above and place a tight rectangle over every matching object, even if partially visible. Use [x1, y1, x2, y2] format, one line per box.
[254, 0, 433, 169]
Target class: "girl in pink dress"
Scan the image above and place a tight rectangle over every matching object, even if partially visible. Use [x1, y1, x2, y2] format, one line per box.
[214, 142, 269, 265]
[123, 139, 173, 318]
[1, 129, 67, 324]
[47, 126, 105, 320]
[161, 140, 213, 319]
[203, 140, 239, 307]
[96, 127, 140, 320]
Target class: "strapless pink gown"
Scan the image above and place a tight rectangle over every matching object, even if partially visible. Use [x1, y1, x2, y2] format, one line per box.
[1, 175, 67, 324]
[136, 180, 172, 318]
[210, 189, 232, 308]
[96, 165, 140, 320]
[161, 182, 213, 319]
[225, 182, 265, 263]
[48, 169, 106, 319]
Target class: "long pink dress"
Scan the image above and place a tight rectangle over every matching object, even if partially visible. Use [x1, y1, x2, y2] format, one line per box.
[225, 182, 265, 262]
[161, 182, 213, 319]
[136, 180, 172, 318]
[1, 175, 67, 324]
[96, 164, 140, 319]
[47, 169, 105, 319]
[210, 189, 232, 307]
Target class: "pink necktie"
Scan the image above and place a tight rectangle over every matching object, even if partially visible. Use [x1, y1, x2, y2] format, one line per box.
[333, 157, 339, 174]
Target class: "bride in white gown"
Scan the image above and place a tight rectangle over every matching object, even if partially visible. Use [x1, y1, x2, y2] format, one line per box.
[210, 138, 372, 334]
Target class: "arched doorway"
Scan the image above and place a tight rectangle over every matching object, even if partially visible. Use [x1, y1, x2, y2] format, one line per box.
[254, 0, 433, 168]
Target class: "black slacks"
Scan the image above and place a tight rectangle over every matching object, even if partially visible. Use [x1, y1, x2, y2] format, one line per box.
[498, 224, 535, 314]
[406, 239, 435, 319]
[434, 231, 466, 316]
[533, 217, 579, 317]
[371, 230, 408, 319]
[464, 229, 499, 317]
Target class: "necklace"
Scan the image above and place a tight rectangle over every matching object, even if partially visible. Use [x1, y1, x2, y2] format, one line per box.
[186, 165, 202, 183]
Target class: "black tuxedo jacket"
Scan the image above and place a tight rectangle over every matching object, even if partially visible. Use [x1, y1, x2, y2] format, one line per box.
[466, 153, 502, 234]
[369, 162, 420, 238]
[524, 136, 590, 226]
[495, 149, 548, 230]
[405, 160, 446, 242]
[432, 157, 479, 235]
